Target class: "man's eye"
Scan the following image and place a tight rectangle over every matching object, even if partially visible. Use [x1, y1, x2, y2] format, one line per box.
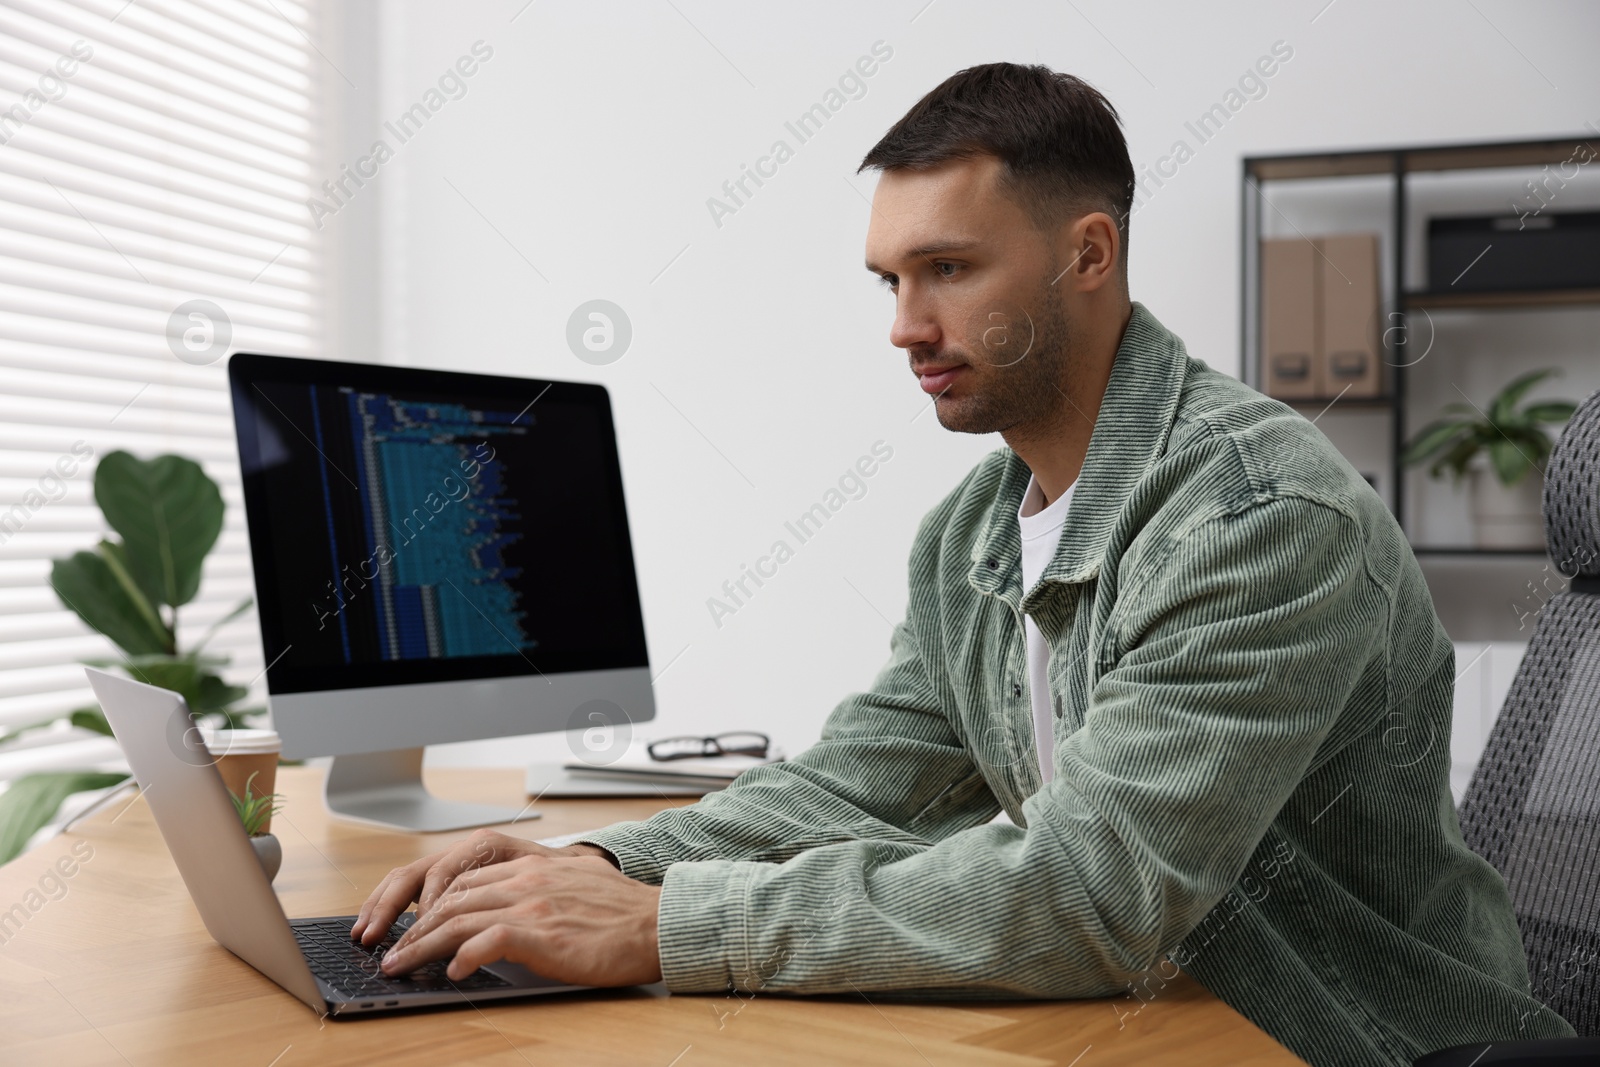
[934, 262, 960, 279]
[877, 274, 897, 291]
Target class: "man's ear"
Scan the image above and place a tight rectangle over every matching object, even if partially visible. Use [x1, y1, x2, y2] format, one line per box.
[1056, 211, 1121, 293]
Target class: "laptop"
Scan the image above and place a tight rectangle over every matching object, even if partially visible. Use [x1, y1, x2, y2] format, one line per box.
[85, 666, 585, 1016]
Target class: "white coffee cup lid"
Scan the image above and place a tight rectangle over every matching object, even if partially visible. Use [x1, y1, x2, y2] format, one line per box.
[200, 727, 281, 756]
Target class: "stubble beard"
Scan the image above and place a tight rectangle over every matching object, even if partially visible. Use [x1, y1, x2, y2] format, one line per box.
[932, 270, 1076, 438]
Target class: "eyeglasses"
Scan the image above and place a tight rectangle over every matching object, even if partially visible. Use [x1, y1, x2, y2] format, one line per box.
[647, 732, 770, 762]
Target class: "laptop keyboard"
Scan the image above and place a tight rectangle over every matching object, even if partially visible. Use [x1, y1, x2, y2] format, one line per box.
[291, 914, 514, 999]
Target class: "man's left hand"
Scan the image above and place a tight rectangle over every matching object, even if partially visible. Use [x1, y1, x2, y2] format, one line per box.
[378, 854, 663, 987]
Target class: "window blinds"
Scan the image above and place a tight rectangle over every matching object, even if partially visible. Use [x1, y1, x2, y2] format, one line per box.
[0, 0, 319, 786]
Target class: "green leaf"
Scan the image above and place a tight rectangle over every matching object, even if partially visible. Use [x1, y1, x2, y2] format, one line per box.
[1491, 408, 1534, 434]
[1410, 369, 1576, 487]
[68, 707, 115, 737]
[193, 671, 249, 714]
[95, 540, 170, 645]
[1489, 439, 1533, 485]
[119, 656, 202, 709]
[216, 704, 267, 731]
[91, 659, 250, 720]
[0, 706, 116, 746]
[93, 452, 224, 609]
[1490, 369, 1558, 424]
[1507, 425, 1556, 466]
[50, 550, 172, 656]
[86, 652, 230, 672]
[1433, 437, 1480, 481]
[0, 771, 130, 864]
[1523, 401, 1577, 424]
[98, 537, 161, 619]
[1402, 420, 1470, 466]
[228, 769, 285, 837]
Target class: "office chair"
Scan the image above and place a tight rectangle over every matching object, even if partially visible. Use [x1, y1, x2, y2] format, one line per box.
[1416, 387, 1600, 1067]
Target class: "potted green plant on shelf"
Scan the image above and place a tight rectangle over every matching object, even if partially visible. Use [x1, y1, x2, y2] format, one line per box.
[231, 770, 285, 883]
[0, 451, 261, 863]
[1401, 369, 1577, 549]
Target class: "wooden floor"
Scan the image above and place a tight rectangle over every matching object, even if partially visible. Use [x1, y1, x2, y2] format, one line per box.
[0, 767, 1304, 1066]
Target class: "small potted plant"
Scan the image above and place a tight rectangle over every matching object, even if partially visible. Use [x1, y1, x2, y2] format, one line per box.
[1402, 369, 1577, 549]
[230, 770, 286, 883]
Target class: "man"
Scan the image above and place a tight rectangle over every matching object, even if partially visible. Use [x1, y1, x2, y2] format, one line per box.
[353, 64, 1575, 1065]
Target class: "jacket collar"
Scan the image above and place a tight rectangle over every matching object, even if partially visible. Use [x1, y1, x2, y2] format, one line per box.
[967, 301, 1189, 609]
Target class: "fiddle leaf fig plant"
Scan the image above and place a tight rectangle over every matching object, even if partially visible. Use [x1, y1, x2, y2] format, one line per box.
[0, 451, 259, 863]
[1401, 369, 1577, 486]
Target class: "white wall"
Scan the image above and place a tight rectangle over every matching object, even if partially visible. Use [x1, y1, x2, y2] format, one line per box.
[309, 0, 1600, 771]
[1449, 641, 1526, 803]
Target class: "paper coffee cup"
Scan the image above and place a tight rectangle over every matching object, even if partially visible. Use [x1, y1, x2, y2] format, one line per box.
[202, 728, 282, 834]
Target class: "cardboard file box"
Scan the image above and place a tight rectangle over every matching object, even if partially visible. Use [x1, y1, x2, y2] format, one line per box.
[1262, 237, 1321, 398]
[1260, 233, 1383, 401]
[1318, 234, 1382, 398]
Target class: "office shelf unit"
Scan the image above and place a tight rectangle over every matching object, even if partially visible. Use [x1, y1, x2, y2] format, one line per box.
[1240, 135, 1600, 638]
[1241, 135, 1600, 537]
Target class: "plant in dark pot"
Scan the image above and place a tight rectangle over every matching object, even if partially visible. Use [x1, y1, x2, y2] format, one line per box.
[1401, 369, 1577, 549]
[0, 451, 260, 863]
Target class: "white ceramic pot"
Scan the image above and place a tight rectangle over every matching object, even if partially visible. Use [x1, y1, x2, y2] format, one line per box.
[1469, 467, 1545, 550]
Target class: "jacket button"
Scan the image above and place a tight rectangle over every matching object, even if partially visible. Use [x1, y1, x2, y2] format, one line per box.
[1012, 682, 1023, 698]
[986, 558, 998, 570]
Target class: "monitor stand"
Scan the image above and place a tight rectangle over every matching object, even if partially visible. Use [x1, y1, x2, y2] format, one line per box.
[323, 748, 538, 832]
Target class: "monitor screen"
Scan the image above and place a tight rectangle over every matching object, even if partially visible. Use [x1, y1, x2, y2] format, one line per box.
[229, 354, 649, 696]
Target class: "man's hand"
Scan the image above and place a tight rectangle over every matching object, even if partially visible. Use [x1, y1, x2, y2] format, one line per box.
[376, 853, 663, 987]
[351, 828, 617, 945]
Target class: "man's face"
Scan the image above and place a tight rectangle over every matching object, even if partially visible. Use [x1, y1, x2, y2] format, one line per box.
[864, 155, 1074, 436]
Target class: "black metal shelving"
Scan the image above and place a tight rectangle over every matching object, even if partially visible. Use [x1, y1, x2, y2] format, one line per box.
[1240, 133, 1600, 557]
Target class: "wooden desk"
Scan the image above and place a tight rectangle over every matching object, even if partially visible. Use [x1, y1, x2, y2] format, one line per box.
[0, 767, 1304, 1066]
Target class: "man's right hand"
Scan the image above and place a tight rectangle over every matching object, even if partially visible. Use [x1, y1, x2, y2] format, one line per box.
[351, 828, 617, 945]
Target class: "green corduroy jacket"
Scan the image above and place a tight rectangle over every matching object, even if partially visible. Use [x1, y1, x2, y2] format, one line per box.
[582, 302, 1576, 1066]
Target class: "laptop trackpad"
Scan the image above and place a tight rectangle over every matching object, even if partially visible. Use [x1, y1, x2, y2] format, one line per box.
[483, 958, 574, 989]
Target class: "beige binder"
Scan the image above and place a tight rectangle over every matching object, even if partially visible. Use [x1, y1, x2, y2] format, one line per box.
[1261, 237, 1321, 399]
[1318, 234, 1383, 398]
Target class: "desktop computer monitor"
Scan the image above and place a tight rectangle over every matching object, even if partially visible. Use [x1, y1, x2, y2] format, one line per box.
[228, 353, 654, 831]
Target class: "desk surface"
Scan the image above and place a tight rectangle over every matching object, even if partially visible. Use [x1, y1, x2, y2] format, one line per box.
[0, 767, 1304, 1066]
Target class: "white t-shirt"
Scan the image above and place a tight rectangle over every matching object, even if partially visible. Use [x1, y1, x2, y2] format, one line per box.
[1017, 473, 1075, 785]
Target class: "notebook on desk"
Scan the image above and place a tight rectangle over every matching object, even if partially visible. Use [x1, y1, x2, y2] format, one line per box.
[527, 744, 781, 797]
[523, 763, 716, 797]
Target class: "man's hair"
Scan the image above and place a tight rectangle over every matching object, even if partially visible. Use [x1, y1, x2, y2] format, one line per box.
[859, 63, 1135, 268]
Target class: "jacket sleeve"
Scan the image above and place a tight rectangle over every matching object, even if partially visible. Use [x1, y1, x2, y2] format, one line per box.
[646, 496, 1387, 997]
[576, 609, 1002, 884]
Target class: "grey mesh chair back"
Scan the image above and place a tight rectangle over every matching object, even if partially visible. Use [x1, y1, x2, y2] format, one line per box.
[1457, 387, 1600, 1038]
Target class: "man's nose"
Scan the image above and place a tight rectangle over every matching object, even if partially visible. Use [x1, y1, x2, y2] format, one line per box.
[890, 293, 940, 351]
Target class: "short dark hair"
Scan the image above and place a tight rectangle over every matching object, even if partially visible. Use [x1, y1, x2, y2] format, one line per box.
[859, 63, 1134, 266]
